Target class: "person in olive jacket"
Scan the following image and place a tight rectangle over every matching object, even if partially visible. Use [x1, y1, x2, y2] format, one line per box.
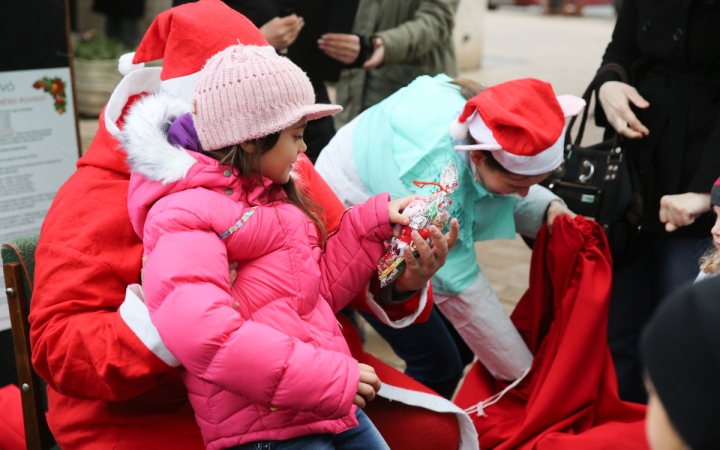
[318, 0, 460, 129]
[595, 0, 720, 404]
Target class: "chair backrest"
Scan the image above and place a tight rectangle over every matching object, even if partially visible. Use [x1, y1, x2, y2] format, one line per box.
[2, 235, 56, 450]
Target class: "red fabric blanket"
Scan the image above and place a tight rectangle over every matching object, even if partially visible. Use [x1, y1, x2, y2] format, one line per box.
[454, 216, 648, 449]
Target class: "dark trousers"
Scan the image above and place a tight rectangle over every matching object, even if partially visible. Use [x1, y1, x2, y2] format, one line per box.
[359, 306, 474, 399]
[608, 232, 709, 403]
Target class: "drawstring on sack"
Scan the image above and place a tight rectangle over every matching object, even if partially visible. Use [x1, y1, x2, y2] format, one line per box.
[463, 366, 531, 417]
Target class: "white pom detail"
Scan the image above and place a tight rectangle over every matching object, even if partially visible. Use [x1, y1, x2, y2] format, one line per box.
[118, 52, 144, 76]
[448, 118, 470, 140]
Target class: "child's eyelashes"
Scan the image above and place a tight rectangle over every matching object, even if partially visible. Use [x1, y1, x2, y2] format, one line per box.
[294, 135, 304, 141]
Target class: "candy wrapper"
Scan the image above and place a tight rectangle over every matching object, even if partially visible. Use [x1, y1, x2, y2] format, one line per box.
[377, 162, 459, 288]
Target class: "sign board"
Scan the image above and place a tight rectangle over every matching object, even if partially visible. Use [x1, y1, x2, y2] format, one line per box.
[0, 0, 80, 333]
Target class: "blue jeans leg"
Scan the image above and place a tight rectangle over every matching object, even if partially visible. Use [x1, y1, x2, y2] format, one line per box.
[608, 233, 709, 403]
[228, 434, 333, 450]
[332, 409, 390, 450]
[359, 306, 473, 399]
[227, 410, 388, 450]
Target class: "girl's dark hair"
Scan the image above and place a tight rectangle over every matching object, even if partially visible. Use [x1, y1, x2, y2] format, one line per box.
[202, 133, 327, 240]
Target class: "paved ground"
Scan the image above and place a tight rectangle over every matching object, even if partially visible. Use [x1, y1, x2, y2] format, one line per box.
[77, 6, 618, 372]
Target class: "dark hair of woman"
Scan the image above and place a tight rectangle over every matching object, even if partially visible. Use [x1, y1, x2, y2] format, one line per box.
[451, 78, 485, 100]
[201, 133, 327, 240]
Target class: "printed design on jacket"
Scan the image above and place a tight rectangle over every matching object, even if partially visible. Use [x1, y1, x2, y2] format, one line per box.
[220, 207, 257, 240]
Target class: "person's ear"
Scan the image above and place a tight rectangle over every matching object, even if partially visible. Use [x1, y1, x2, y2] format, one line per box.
[470, 150, 486, 167]
[239, 140, 257, 154]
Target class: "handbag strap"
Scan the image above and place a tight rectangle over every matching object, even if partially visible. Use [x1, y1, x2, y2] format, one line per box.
[565, 63, 630, 148]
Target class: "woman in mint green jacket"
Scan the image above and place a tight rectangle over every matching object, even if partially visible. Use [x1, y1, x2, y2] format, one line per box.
[316, 74, 582, 398]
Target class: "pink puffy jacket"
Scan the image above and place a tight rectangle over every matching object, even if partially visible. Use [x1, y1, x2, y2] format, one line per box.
[122, 93, 393, 450]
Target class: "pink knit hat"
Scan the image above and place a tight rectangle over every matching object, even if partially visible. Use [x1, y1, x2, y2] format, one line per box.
[193, 45, 342, 150]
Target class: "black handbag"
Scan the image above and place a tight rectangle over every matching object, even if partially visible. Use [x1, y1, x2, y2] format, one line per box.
[543, 63, 644, 266]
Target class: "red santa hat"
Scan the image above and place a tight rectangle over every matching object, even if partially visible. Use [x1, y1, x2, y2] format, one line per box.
[117, 0, 270, 100]
[451, 78, 585, 176]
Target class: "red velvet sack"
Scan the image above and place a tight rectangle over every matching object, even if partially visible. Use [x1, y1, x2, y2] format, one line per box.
[454, 216, 648, 449]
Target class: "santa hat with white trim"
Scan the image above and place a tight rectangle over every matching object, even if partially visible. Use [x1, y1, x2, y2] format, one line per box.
[117, 0, 271, 101]
[450, 78, 586, 176]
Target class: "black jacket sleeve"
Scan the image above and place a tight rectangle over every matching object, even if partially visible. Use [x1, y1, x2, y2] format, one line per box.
[594, 0, 642, 127]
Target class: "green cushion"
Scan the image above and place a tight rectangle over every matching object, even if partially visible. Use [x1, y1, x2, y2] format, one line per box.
[1, 234, 39, 308]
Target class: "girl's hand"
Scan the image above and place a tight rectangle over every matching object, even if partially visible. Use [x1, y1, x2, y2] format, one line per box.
[260, 15, 304, 51]
[395, 219, 460, 292]
[659, 193, 711, 232]
[546, 201, 577, 234]
[598, 81, 650, 139]
[388, 195, 419, 226]
[354, 363, 381, 408]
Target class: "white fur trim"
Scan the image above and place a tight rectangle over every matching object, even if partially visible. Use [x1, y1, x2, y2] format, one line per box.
[492, 133, 564, 176]
[378, 384, 479, 450]
[120, 91, 196, 184]
[364, 282, 429, 329]
[118, 52, 144, 76]
[448, 117, 470, 140]
[105, 67, 163, 139]
[160, 72, 201, 103]
[556, 95, 586, 117]
[119, 285, 180, 367]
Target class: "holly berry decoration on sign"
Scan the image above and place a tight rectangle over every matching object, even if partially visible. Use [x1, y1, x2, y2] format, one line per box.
[33, 77, 67, 114]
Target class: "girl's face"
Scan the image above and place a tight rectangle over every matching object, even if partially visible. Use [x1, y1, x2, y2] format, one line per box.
[258, 117, 308, 185]
[470, 151, 550, 197]
[645, 379, 687, 450]
[711, 205, 720, 251]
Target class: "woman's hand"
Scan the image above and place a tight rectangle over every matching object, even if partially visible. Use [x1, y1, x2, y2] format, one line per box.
[546, 200, 577, 233]
[362, 37, 385, 70]
[395, 219, 460, 292]
[317, 33, 361, 65]
[354, 363, 381, 408]
[598, 81, 650, 139]
[659, 193, 711, 232]
[260, 15, 304, 51]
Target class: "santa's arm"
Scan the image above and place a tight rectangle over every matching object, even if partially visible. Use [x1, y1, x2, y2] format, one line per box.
[29, 243, 179, 401]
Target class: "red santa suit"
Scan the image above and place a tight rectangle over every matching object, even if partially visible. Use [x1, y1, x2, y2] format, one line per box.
[27, 1, 474, 449]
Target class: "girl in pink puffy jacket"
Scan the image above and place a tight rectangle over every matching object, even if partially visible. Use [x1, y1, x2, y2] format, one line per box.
[121, 44, 418, 450]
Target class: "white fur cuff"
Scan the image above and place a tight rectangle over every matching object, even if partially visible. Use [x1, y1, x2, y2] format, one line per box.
[119, 284, 180, 367]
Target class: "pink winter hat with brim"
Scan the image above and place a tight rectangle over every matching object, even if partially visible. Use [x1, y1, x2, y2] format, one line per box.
[193, 44, 342, 151]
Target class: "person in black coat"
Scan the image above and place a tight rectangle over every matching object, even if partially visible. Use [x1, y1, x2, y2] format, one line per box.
[595, 0, 720, 403]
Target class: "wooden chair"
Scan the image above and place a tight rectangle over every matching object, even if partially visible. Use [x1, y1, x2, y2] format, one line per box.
[2, 235, 57, 450]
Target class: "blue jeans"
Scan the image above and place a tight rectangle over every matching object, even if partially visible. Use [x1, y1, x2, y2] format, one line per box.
[608, 233, 710, 403]
[359, 306, 474, 399]
[227, 409, 389, 450]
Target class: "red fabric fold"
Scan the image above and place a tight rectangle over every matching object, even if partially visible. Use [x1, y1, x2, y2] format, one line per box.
[454, 215, 648, 449]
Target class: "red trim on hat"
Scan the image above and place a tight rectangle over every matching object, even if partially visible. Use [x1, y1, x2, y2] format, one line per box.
[133, 0, 268, 81]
